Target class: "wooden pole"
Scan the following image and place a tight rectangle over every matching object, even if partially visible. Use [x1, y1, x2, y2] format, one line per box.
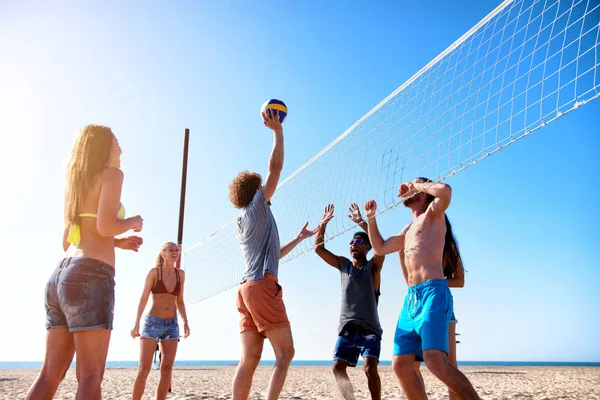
[176, 128, 190, 269]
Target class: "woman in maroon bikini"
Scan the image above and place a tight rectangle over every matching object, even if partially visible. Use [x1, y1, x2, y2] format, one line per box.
[131, 242, 190, 400]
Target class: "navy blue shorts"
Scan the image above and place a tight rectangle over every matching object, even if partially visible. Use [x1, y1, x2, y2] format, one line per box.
[45, 257, 115, 332]
[333, 324, 381, 367]
[141, 315, 180, 342]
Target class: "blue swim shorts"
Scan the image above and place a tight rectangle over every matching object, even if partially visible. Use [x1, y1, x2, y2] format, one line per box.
[393, 279, 453, 361]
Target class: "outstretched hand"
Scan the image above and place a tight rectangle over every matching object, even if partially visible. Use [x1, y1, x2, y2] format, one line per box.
[348, 203, 364, 225]
[262, 110, 283, 133]
[297, 222, 319, 240]
[320, 204, 335, 226]
[364, 200, 377, 218]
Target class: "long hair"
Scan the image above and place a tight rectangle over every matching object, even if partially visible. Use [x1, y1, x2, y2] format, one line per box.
[416, 177, 465, 277]
[64, 125, 114, 228]
[442, 214, 464, 278]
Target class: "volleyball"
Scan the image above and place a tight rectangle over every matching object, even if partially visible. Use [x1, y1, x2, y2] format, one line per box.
[261, 99, 288, 123]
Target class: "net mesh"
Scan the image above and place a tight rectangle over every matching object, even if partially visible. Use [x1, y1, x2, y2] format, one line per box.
[184, 0, 600, 303]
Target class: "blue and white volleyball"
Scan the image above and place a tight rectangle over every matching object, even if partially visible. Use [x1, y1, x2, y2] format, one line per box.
[261, 99, 288, 123]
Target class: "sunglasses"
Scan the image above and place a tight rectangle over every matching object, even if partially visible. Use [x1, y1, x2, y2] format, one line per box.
[349, 239, 368, 246]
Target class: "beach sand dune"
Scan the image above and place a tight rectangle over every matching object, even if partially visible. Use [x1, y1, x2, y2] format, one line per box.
[1, 366, 599, 399]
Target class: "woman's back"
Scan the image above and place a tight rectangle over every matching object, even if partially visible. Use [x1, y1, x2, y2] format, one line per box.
[67, 170, 118, 267]
[63, 126, 141, 267]
[27, 124, 143, 400]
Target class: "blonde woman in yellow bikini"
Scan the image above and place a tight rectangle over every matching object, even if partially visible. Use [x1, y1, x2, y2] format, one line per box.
[26, 125, 144, 400]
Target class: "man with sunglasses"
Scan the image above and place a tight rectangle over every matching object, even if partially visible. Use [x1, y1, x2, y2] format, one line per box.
[315, 203, 385, 400]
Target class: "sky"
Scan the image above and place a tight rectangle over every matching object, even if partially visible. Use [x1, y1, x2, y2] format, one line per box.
[1, 0, 599, 363]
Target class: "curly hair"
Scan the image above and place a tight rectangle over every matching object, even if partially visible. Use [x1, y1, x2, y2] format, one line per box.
[229, 170, 262, 208]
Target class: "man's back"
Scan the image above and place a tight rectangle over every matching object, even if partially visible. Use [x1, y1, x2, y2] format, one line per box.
[236, 188, 280, 282]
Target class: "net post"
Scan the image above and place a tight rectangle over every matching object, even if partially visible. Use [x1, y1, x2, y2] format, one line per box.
[176, 128, 190, 269]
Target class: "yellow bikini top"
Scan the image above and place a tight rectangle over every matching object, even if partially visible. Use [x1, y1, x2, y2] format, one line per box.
[67, 203, 126, 246]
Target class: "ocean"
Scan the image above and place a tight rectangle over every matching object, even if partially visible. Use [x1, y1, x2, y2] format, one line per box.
[1, 360, 599, 369]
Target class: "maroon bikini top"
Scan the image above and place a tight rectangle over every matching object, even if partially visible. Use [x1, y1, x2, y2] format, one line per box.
[152, 267, 181, 296]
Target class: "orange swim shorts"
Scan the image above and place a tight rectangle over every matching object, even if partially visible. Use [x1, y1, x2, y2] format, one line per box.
[236, 273, 290, 335]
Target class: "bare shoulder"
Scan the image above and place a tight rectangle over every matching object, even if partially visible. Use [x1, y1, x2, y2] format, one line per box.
[178, 269, 186, 280]
[146, 268, 158, 279]
[399, 222, 412, 235]
[338, 256, 350, 265]
[102, 167, 124, 183]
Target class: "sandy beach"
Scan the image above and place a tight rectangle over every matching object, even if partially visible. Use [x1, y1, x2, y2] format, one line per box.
[1, 365, 599, 399]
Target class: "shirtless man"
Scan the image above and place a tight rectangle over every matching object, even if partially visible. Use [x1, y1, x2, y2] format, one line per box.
[365, 178, 480, 400]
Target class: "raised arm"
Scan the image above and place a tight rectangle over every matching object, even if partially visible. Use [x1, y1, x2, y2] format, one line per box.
[130, 269, 157, 338]
[280, 222, 318, 259]
[314, 204, 343, 269]
[364, 200, 405, 255]
[97, 167, 143, 237]
[261, 111, 284, 203]
[370, 253, 385, 271]
[349, 202, 384, 267]
[176, 270, 190, 338]
[400, 181, 452, 216]
[348, 203, 368, 232]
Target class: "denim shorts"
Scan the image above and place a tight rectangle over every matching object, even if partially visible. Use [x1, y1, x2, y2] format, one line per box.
[45, 257, 115, 332]
[141, 315, 180, 342]
[333, 324, 381, 367]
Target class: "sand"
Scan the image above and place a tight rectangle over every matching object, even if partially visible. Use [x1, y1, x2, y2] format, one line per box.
[1, 365, 599, 399]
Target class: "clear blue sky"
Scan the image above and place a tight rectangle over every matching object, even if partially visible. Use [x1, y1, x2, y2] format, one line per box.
[1, 0, 598, 363]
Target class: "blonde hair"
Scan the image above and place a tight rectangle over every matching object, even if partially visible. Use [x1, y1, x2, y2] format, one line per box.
[64, 125, 114, 227]
[155, 242, 178, 268]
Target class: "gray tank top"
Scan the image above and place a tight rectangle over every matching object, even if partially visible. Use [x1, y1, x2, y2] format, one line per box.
[338, 258, 382, 337]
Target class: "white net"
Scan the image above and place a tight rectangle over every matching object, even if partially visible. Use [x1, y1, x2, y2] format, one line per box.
[184, 0, 600, 303]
